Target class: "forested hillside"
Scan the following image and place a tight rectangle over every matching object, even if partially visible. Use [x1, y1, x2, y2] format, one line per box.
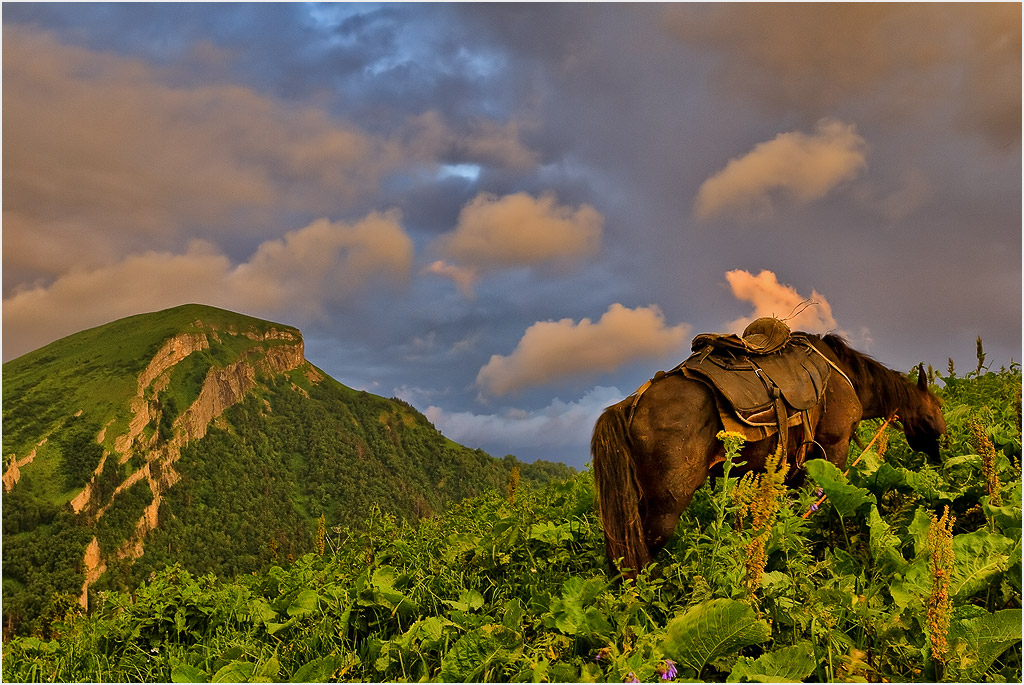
[3, 361, 1019, 682]
[2, 305, 570, 637]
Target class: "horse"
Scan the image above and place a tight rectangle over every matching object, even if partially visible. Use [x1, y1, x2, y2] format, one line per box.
[590, 333, 946, 577]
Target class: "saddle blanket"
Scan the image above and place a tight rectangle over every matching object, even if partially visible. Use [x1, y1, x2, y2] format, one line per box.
[674, 334, 835, 442]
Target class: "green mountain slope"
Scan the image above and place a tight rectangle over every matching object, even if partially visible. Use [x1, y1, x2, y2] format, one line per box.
[2, 304, 571, 636]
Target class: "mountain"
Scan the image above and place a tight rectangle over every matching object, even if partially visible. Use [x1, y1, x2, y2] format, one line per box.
[2, 304, 572, 636]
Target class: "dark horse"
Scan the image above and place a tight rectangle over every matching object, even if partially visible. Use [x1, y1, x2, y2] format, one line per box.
[591, 333, 946, 577]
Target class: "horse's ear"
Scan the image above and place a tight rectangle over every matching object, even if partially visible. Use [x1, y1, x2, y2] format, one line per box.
[917, 363, 928, 390]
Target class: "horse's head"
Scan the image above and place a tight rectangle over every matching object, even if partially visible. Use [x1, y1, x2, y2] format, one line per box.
[901, 364, 946, 460]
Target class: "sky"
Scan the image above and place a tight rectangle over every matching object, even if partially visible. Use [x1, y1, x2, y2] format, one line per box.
[3, 3, 1021, 468]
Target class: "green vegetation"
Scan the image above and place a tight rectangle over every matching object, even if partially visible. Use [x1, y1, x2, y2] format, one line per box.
[2, 304, 571, 638]
[3, 364, 1019, 682]
[100, 373, 571, 596]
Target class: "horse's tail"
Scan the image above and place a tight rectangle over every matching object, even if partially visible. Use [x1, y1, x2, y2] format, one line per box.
[591, 400, 651, 578]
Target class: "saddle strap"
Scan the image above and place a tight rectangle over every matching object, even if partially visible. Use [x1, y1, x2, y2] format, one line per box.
[748, 358, 789, 464]
[773, 395, 788, 463]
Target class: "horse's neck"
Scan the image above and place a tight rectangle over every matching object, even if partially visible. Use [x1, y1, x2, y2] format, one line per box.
[854, 366, 911, 421]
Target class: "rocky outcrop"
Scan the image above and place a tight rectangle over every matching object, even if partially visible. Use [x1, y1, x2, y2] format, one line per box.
[175, 340, 305, 443]
[113, 332, 210, 457]
[79, 538, 106, 608]
[77, 326, 311, 608]
[3, 443, 39, 492]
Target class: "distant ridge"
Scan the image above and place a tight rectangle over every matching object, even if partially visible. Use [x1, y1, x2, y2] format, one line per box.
[2, 304, 572, 636]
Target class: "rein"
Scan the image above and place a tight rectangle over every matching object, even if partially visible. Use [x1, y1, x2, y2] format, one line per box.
[801, 411, 897, 519]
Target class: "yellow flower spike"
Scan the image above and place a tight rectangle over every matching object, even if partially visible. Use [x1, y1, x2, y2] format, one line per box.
[969, 418, 1003, 506]
[926, 505, 956, 670]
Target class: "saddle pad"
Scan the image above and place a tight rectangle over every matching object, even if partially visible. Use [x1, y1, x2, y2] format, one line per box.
[679, 341, 832, 414]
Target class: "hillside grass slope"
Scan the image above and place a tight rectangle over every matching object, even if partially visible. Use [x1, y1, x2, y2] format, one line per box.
[3, 364, 1020, 682]
[2, 304, 570, 638]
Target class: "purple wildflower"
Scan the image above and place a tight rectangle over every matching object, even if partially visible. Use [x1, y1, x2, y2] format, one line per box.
[626, 672, 640, 683]
[595, 647, 611, 662]
[815, 487, 824, 497]
[811, 503, 819, 512]
[658, 660, 678, 680]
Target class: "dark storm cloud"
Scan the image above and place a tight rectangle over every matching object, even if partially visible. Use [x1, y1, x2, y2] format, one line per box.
[663, 3, 1022, 146]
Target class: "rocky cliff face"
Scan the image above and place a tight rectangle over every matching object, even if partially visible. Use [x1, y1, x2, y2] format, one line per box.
[67, 323, 310, 607]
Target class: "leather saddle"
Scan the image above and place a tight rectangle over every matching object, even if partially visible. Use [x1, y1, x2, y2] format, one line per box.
[630, 317, 836, 469]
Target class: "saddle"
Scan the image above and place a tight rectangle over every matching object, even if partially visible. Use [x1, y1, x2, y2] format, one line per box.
[632, 317, 839, 469]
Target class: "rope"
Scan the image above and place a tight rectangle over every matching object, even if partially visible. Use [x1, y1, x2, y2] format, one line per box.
[801, 412, 897, 519]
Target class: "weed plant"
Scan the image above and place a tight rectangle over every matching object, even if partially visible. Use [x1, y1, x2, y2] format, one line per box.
[3, 365, 1021, 682]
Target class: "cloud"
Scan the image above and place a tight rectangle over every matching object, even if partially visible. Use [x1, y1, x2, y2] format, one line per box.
[476, 303, 690, 396]
[694, 119, 868, 220]
[1, 28, 398, 245]
[229, 212, 413, 312]
[666, 4, 1020, 147]
[1, 26, 540, 295]
[403, 110, 540, 171]
[435, 191, 604, 273]
[3, 213, 413, 359]
[422, 260, 479, 298]
[953, 4, 1022, 149]
[854, 168, 934, 222]
[724, 269, 837, 334]
[425, 385, 625, 452]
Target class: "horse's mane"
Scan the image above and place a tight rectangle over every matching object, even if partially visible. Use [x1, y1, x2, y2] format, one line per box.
[811, 332, 916, 415]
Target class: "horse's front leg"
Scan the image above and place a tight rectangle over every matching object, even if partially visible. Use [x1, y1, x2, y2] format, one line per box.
[815, 380, 862, 471]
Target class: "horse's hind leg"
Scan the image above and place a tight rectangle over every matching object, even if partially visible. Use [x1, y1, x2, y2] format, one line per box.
[638, 440, 720, 558]
[631, 375, 723, 558]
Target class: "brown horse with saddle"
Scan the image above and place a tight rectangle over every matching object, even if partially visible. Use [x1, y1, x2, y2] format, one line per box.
[591, 317, 946, 578]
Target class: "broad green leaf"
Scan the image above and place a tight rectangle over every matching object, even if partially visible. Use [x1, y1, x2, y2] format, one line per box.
[889, 558, 929, 612]
[727, 642, 816, 683]
[661, 598, 771, 677]
[170, 663, 208, 683]
[898, 466, 961, 501]
[408, 615, 459, 653]
[907, 506, 932, 558]
[947, 608, 1023, 681]
[374, 642, 392, 673]
[942, 453, 982, 471]
[983, 483, 1022, 541]
[759, 571, 792, 596]
[290, 655, 348, 683]
[15, 637, 58, 654]
[805, 459, 874, 518]
[446, 588, 484, 612]
[950, 529, 1013, 600]
[212, 660, 256, 683]
[286, 589, 320, 617]
[528, 520, 573, 544]
[265, 621, 290, 635]
[867, 504, 907, 574]
[439, 624, 522, 682]
[502, 598, 526, 631]
[889, 528, 1014, 609]
[869, 462, 905, 492]
[255, 656, 280, 679]
[542, 577, 611, 637]
[248, 598, 278, 624]
[850, 448, 883, 480]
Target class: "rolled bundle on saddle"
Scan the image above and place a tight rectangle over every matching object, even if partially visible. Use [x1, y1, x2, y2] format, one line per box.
[634, 317, 838, 471]
[691, 316, 794, 356]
